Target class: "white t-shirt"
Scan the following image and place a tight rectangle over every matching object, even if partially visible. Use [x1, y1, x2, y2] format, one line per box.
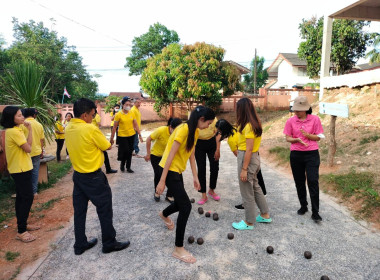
[290, 91, 299, 106]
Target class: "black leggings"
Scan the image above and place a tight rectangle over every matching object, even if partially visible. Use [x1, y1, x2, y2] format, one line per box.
[150, 155, 172, 198]
[195, 137, 219, 193]
[290, 150, 320, 214]
[11, 170, 34, 234]
[162, 170, 191, 247]
[55, 139, 64, 161]
[117, 135, 135, 169]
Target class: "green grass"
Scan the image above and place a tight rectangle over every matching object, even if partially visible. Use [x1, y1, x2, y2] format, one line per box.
[321, 170, 380, 216]
[263, 125, 271, 133]
[9, 266, 20, 280]
[269, 146, 290, 163]
[5, 251, 20, 262]
[359, 135, 380, 145]
[39, 160, 72, 191]
[31, 197, 63, 213]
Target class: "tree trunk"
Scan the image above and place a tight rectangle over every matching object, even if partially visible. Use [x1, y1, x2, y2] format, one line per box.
[327, 115, 337, 167]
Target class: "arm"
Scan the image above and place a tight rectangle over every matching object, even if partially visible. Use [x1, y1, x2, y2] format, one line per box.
[285, 135, 308, 146]
[233, 150, 238, 157]
[144, 135, 152, 161]
[240, 138, 254, 182]
[214, 134, 221, 160]
[110, 121, 119, 145]
[20, 122, 33, 153]
[156, 141, 180, 195]
[133, 119, 143, 143]
[300, 129, 321, 141]
[190, 150, 201, 191]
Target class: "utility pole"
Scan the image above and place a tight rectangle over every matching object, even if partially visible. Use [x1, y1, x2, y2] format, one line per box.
[253, 48, 257, 95]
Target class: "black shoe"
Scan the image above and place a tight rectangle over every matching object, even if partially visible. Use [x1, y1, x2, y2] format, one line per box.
[74, 238, 98, 255]
[165, 197, 174, 204]
[106, 169, 118, 174]
[154, 194, 160, 202]
[126, 169, 134, 173]
[311, 213, 322, 222]
[235, 204, 244, 210]
[120, 164, 125, 172]
[297, 207, 308, 215]
[102, 241, 130, 254]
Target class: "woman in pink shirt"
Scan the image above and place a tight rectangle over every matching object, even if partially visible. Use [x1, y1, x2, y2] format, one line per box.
[283, 96, 324, 222]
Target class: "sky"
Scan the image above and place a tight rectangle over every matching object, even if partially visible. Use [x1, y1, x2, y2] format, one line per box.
[1, 0, 379, 95]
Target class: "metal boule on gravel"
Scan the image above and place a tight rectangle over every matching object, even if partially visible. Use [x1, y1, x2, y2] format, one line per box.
[304, 251, 312, 259]
[198, 207, 204, 215]
[320, 276, 330, 280]
[188, 236, 195, 244]
[205, 212, 211, 217]
[227, 233, 234, 240]
[190, 198, 195, 203]
[266, 246, 274, 254]
[197, 237, 204, 245]
[212, 213, 219, 221]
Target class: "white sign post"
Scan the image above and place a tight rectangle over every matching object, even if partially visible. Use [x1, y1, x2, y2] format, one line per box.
[319, 102, 349, 167]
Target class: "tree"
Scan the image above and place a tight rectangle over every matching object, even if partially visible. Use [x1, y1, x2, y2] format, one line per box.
[298, 17, 374, 78]
[125, 23, 180, 76]
[1, 60, 56, 141]
[243, 56, 268, 93]
[6, 18, 98, 102]
[366, 33, 380, 64]
[140, 42, 242, 113]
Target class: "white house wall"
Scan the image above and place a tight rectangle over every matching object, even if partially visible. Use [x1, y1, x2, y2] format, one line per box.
[271, 61, 317, 89]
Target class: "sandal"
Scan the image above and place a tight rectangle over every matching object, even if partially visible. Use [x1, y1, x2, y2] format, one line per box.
[197, 197, 208, 205]
[208, 191, 220, 201]
[172, 252, 196, 264]
[159, 212, 174, 230]
[27, 224, 41, 231]
[16, 231, 36, 243]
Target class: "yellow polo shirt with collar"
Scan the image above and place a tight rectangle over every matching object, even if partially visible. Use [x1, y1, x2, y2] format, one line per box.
[130, 105, 141, 129]
[25, 117, 44, 157]
[65, 118, 111, 173]
[150, 126, 170, 157]
[114, 110, 136, 137]
[110, 111, 115, 127]
[237, 123, 262, 153]
[227, 131, 239, 152]
[198, 117, 217, 140]
[5, 126, 33, 173]
[55, 121, 65, 140]
[159, 123, 199, 174]
[91, 113, 101, 127]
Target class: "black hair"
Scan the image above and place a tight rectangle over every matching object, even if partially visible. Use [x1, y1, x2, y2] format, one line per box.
[306, 107, 312, 115]
[22, 108, 37, 118]
[0, 106, 20, 128]
[121, 96, 130, 105]
[168, 118, 182, 129]
[215, 119, 236, 141]
[65, 112, 73, 118]
[73, 98, 97, 118]
[236, 98, 262, 137]
[186, 106, 215, 151]
[114, 104, 120, 108]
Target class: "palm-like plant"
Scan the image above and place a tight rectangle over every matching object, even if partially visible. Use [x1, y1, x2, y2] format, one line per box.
[366, 33, 380, 64]
[2, 60, 57, 141]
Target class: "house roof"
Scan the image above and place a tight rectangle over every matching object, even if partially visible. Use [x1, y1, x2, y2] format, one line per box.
[109, 92, 144, 99]
[330, 0, 380, 21]
[354, 62, 380, 71]
[267, 53, 306, 74]
[226, 61, 250, 74]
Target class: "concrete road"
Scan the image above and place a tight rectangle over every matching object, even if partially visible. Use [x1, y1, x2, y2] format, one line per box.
[25, 140, 380, 280]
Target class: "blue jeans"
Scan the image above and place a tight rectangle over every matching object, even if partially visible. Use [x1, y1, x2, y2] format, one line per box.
[31, 156, 41, 194]
[133, 133, 139, 154]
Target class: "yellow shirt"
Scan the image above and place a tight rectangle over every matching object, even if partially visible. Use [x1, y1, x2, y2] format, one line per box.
[198, 117, 217, 140]
[65, 118, 111, 173]
[91, 113, 101, 127]
[55, 121, 65, 140]
[150, 126, 170, 157]
[238, 123, 262, 153]
[114, 111, 136, 137]
[130, 105, 141, 129]
[227, 131, 239, 152]
[110, 111, 114, 127]
[5, 126, 33, 173]
[159, 123, 199, 174]
[25, 117, 44, 157]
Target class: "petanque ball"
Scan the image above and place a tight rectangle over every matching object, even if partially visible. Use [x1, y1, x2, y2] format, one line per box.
[212, 213, 219, 221]
[227, 233, 234, 240]
[205, 212, 211, 217]
[320, 276, 330, 280]
[197, 237, 204, 245]
[304, 251, 312, 259]
[190, 198, 195, 203]
[266, 246, 274, 254]
[198, 207, 204, 215]
[188, 236, 195, 244]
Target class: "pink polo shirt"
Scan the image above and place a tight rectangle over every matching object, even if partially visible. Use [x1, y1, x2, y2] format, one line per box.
[283, 114, 323, 151]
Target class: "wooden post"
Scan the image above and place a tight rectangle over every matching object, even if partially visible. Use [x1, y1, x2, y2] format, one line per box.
[327, 115, 337, 167]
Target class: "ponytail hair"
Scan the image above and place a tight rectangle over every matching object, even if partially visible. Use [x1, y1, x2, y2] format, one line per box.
[186, 106, 215, 151]
[169, 118, 182, 130]
[215, 119, 236, 141]
[236, 98, 262, 137]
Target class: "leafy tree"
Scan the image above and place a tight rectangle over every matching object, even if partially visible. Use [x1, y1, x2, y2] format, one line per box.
[140, 42, 242, 112]
[1, 60, 56, 141]
[6, 18, 98, 102]
[104, 95, 121, 113]
[125, 23, 180, 76]
[243, 56, 268, 93]
[298, 17, 374, 78]
[366, 33, 380, 64]
[0, 36, 11, 103]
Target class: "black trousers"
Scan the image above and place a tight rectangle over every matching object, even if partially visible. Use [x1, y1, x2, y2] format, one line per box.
[103, 151, 112, 172]
[117, 135, 135, 169]
[55, 139, 64, 161]
[72, 169, 116, 249]
[162, 170, 191, 247]
[195, 137, 219, 193]
[11, 170, 34, 234]
[257, 169, 266, 195]
[150, 154, 172, 198]
[290, 150, 320, 214]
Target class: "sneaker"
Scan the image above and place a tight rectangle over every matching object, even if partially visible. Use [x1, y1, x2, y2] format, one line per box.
[197, 197, 208, 205]
[126, 169, 134, 173]
[165, 197, 174, 204]
[154, 194, 160, 202]
[256, 215, 272, 223]
[297, 207, 308, 215]
[235, 204, 244, 210]
[311, 213, 322, 222]
[232, 220, 253, 230]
